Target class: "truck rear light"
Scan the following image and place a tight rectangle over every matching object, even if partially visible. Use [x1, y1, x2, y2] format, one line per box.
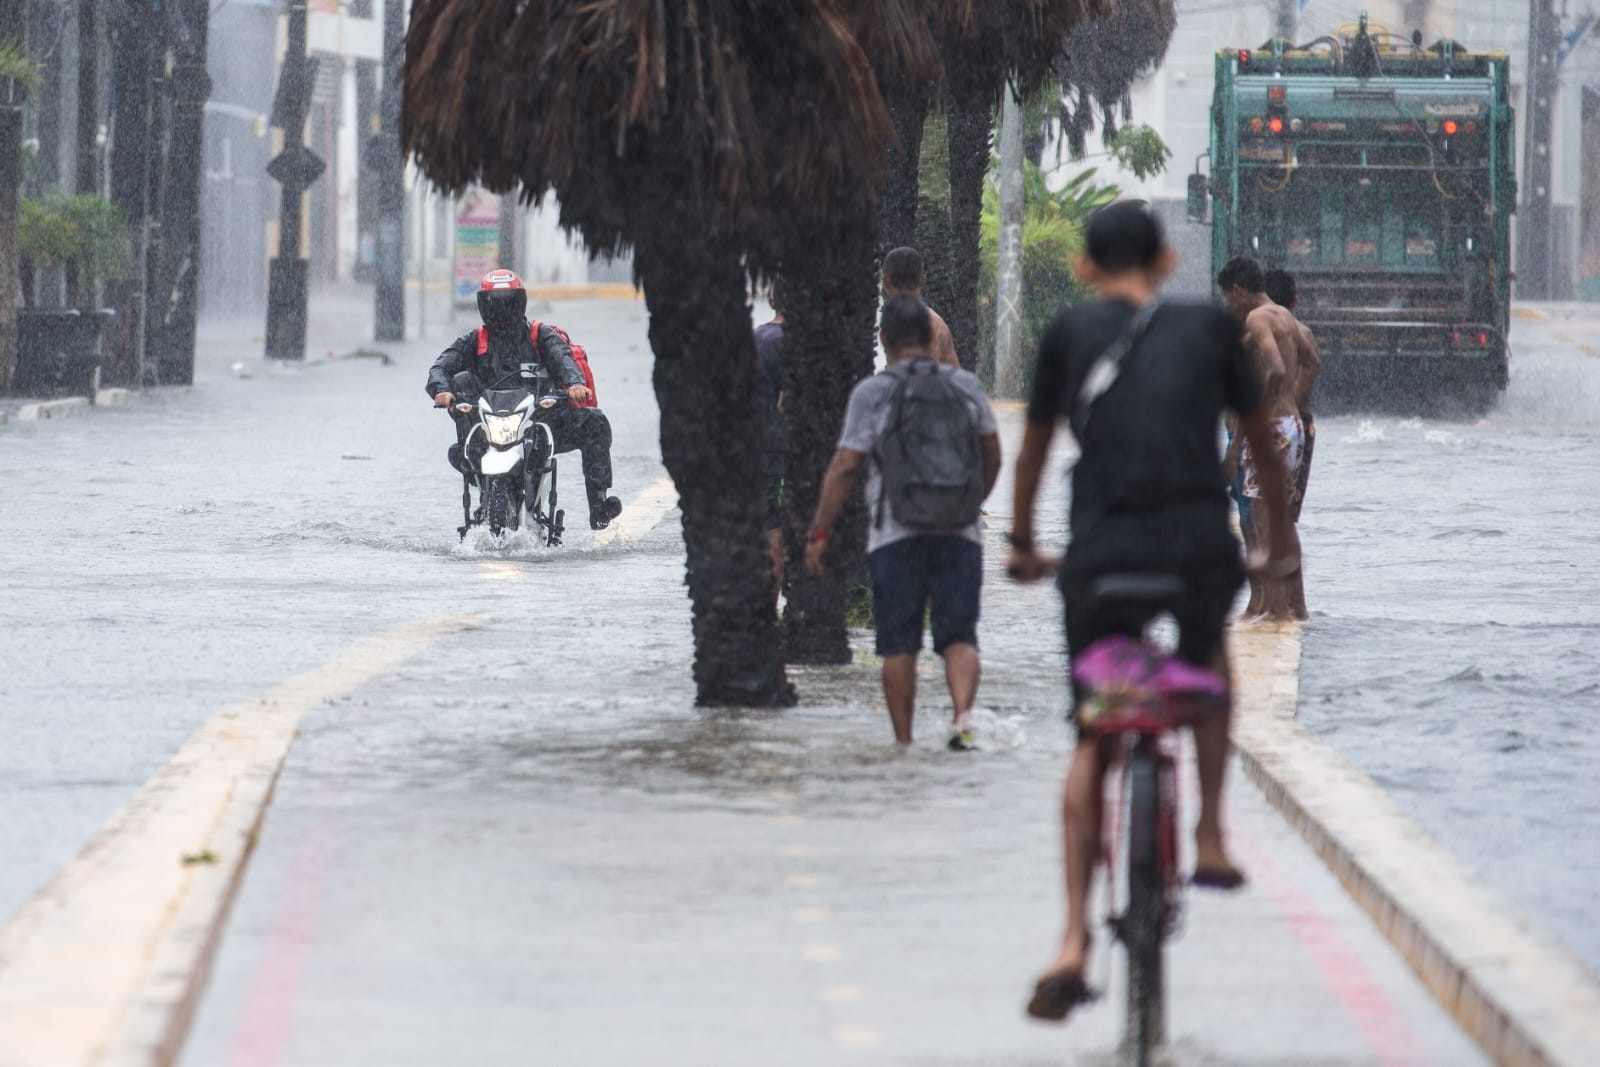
[1289, 117, 1303, 133]
[1479, 331, 1489, 346]
[1268, 85, 1287, 103]
[1250, 117, 1265, 133]
[1268, 116, 1284, 134]
[1451, 330, 1462, 345]
[1443, 120, 1459, 136]
[1465, 120, 1478, 134]
[1239, 50, 1252, 65]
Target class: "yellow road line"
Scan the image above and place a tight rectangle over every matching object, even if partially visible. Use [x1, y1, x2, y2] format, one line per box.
[1232, 622, 1600, 1067]
[0, 615, 477, 1067]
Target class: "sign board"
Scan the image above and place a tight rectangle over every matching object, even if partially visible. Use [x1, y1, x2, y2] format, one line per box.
[454, 188, 502, 310]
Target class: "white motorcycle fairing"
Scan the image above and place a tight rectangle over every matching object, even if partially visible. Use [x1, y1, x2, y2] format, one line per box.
[479, 446, 524, 476]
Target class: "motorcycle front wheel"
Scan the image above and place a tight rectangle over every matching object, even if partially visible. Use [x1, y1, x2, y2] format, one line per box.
[484, 478, 519, 535]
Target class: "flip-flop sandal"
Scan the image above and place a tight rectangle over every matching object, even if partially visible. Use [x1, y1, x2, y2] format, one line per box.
[1190, 867, 1249, 891]
[1026, 970, 1096, 1022]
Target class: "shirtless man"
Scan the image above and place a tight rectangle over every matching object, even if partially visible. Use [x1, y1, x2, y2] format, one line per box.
[1219, 256, 1307, 621]
[1264, 270, 1320, 520]
[882, 247, 960, 368]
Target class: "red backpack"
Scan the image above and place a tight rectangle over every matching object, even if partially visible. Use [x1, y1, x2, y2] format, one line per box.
[476, 321, 599, 408]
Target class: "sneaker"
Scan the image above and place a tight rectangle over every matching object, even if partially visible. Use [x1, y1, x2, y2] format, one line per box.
[589, 495, 623, 531]
[947, 728, 977, 752]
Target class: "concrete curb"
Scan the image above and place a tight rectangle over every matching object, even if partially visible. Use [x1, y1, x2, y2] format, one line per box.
[0, 615, 476, 1067]
[14, 396, 91, 421]
[1231, 623, 1600, 1067]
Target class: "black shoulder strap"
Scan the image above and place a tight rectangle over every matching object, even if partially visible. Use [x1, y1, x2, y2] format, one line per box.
[1072, 301, 1160, 437]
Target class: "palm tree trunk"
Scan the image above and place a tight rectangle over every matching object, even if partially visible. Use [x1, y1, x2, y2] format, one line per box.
[779, 221, 878, 665]
[878, 73, 929, 258]
[944, 66, 994, 375]
[635, 231, 796, 708]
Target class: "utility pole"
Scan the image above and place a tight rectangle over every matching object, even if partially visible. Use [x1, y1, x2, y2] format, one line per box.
[0, 0, 26, 393]
[994, 82, 1026, 399]
[265, 0, 324, 360]
[372, 0, 405, 342]
[1520, 0, 1561, 299]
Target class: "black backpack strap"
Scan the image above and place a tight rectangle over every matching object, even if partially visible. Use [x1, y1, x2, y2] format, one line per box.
[1072, 301, 1160, 438]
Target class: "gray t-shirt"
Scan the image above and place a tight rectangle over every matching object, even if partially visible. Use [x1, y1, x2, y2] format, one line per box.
[837, 360, 998, 555]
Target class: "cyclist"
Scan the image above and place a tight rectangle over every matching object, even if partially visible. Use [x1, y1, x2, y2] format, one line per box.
[1006, 203, 1298, 1021]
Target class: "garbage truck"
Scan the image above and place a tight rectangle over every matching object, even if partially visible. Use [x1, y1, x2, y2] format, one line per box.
[1194, 16, 1516, 411]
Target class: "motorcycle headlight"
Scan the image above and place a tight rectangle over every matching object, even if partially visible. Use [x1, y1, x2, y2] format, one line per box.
[483, 413, 524, 446]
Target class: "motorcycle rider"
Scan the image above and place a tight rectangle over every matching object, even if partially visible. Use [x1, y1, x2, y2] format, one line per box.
[427, 269, 623, 530]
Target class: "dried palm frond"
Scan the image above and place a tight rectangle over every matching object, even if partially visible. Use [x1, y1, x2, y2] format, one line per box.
[404, 0, 934, 263]
[939, 0, 1109, 97]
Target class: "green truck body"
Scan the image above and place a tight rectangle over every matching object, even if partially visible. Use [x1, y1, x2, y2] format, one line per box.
[1206, 26, 1515, 408]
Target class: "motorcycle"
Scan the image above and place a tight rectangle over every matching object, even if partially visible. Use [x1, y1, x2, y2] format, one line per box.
[448, 373, 570, 545]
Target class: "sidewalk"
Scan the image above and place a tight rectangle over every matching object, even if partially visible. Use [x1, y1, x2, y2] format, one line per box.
[165, 414, 1486, 1067]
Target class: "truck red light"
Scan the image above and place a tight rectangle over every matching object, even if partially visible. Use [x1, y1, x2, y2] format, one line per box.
[1478, 332, 1489, 346]
[1239, 50, 1252, 64]
[1268, 85, 1287, 102]
[1268, 117, 1284, 134]
[1250, 117, 1265, 133]
[1443, 120, 1459, 136]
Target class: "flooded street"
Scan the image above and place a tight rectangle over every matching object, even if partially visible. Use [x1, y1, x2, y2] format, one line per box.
[1299, 311, 1600, 975]
[0, 293, 1502, 1064]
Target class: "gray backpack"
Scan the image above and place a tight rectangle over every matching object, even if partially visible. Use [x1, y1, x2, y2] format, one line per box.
[875, 360, 985, 530]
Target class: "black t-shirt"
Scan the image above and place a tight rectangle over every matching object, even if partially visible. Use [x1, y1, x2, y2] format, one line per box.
[753, 321, 784, 478]
[1027, 299, 1259, 573]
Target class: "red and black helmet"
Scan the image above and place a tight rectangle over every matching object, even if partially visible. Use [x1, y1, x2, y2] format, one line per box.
[477, 268, 527, 328]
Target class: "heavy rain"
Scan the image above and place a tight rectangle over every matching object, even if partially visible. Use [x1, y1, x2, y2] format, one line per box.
[1, 1, 1597, 1065]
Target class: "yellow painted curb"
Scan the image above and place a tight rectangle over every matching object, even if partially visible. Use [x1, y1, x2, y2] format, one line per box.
[1510, 306, 1551, 321]
[1231, 622, 1600, 1067]
[527, 283, 642, 302]
[0, 615, 477, 1067]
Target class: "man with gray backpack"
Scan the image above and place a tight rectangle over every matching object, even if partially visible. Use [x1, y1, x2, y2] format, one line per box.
[805, 295, 1002, 749]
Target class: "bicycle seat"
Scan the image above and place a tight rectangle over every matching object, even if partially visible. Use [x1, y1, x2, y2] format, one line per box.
[1087, 573, 1187, 612]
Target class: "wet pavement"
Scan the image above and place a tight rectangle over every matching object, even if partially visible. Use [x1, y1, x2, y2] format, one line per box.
[1297, 310, 1600, 977]
[1, 287, 1572, 1063]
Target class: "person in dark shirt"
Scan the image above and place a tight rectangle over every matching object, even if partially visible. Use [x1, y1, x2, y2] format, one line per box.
[1007, 203, 1297, 1021]
[754, 284, 786, 594]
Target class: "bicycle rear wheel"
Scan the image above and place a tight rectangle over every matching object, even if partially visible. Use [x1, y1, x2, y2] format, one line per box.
[1124, 736, 1167, 1066]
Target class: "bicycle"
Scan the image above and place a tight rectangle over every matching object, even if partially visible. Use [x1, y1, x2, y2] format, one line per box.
[1073, 573, 1229, 1067]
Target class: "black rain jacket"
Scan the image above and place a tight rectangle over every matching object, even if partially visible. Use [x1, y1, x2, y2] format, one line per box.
[425, 321, 587, 398]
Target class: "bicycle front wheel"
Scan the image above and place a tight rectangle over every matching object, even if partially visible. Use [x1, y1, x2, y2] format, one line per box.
[1124, 737, 1167, 1066]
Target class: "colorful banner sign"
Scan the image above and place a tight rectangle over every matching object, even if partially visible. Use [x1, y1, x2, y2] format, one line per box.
[454, 188, 502, 310]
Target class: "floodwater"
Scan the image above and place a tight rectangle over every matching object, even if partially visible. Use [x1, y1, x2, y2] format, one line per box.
[1298, 312, 1600, 976]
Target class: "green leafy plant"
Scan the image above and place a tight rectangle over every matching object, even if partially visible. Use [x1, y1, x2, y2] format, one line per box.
[1109, 123, 1173, 182]
[0, 42, 35, 86]
[979, 158, 1120, 378]
[17, 192, 133, 305]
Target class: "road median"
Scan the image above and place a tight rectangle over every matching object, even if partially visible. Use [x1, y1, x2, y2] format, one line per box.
[0, 615, 476, 1067]
[1231, 622, 1600, 1067]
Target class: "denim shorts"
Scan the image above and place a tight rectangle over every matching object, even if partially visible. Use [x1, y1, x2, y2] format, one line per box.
[866, 535, 982, 657]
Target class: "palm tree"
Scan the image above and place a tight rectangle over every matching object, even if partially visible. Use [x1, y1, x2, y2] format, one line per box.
[935, 0, 1107, 373]
[1053, 0, 1177, 157]
[777, 9, 938, 666]
[403, 0, 911, 706]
